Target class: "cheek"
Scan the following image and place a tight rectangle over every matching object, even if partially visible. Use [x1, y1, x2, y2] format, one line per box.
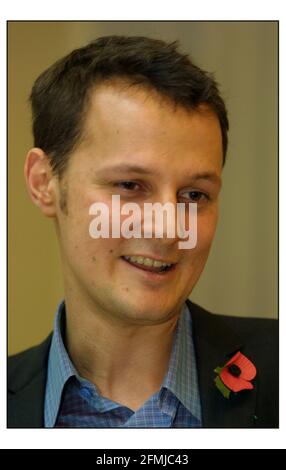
[56, 194, 97, 259]
[67, 191, 123, 262]
[194, 209, 218, 253]
[181, 212, 218, 285]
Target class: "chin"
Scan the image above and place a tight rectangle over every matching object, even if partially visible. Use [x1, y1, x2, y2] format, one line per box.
[121, 300, 179, 324]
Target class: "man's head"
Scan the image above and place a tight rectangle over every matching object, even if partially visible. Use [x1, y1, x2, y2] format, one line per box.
[25, 36, 228, 326]
[29, 35, 228, 178]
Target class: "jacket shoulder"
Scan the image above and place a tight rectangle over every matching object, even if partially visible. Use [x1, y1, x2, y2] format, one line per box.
[187, 299, 278, 349]
[8, 334, 53, 393]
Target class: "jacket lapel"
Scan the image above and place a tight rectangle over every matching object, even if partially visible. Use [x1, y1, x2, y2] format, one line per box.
[187, 300, 257, 428]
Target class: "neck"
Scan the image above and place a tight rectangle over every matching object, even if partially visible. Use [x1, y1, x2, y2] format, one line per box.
[63, 288, 180, 410]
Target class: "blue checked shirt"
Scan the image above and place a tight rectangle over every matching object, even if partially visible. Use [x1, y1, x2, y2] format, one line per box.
[44, 301, 202, 428]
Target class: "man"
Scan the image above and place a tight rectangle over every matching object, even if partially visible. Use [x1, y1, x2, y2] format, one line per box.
[8, 36, 278, 428]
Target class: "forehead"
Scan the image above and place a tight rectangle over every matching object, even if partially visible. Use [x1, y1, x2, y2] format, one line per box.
[77, 82, 223, 173]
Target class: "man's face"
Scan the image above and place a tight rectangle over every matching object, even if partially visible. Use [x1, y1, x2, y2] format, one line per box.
[54, 83, 223, 325]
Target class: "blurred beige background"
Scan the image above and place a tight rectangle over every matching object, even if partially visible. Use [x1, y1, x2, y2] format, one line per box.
[8, 21, 278, 355]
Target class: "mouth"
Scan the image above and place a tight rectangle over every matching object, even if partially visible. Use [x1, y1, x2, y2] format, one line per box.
[120, 255, 177, 275]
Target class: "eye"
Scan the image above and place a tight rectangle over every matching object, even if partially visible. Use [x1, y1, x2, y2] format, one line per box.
[115, 181, 141, 191]
[179, 190, 209, 203]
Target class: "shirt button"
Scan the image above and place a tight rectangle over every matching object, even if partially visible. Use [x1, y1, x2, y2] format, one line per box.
[80, 386, 92, 399]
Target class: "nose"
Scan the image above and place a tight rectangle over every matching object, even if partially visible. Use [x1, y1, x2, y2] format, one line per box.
[141, 191, 182, 245]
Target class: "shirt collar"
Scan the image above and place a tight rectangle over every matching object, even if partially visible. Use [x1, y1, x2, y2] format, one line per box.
[44, 300, 201, 427]
[160, 303, 201, 421]
[44, 301, 77, 427]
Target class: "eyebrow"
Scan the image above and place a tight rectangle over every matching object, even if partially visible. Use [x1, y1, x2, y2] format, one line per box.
[97, 164, 155, 176]
[97, 164, 221, 185]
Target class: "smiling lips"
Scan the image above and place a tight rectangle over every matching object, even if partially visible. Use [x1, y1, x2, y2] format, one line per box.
[121, 255, 176, 273]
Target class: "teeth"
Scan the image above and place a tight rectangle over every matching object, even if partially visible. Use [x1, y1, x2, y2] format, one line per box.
[124, 255, 172, 268]
[143, 258, 153, 267]
[130, 255, 144, 265]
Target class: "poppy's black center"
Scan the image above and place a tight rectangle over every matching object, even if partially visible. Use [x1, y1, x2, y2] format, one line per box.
[228, 364, 241, 377]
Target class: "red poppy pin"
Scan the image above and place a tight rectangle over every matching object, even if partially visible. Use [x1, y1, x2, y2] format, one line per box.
[214, 351, 257, 399]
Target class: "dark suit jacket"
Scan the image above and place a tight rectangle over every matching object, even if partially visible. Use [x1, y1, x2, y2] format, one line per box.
[8, 300, 278, 428]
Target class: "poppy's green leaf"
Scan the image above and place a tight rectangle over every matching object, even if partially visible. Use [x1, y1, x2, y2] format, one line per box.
[214, 375, 231, 399]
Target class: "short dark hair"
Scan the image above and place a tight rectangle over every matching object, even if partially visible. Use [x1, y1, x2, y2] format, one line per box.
[30, 35, 229, 176]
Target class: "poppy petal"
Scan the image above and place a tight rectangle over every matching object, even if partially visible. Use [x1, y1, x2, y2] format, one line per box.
[220, 369, 254, 392]
[225, 351, 241, 366]
[225, 352, 257, 381]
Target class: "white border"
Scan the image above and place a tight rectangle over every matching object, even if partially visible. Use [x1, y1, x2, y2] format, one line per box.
[2, 0, 284, 450]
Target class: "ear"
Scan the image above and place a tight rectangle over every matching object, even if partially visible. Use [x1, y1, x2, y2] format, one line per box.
[24, 148, 58, 218]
